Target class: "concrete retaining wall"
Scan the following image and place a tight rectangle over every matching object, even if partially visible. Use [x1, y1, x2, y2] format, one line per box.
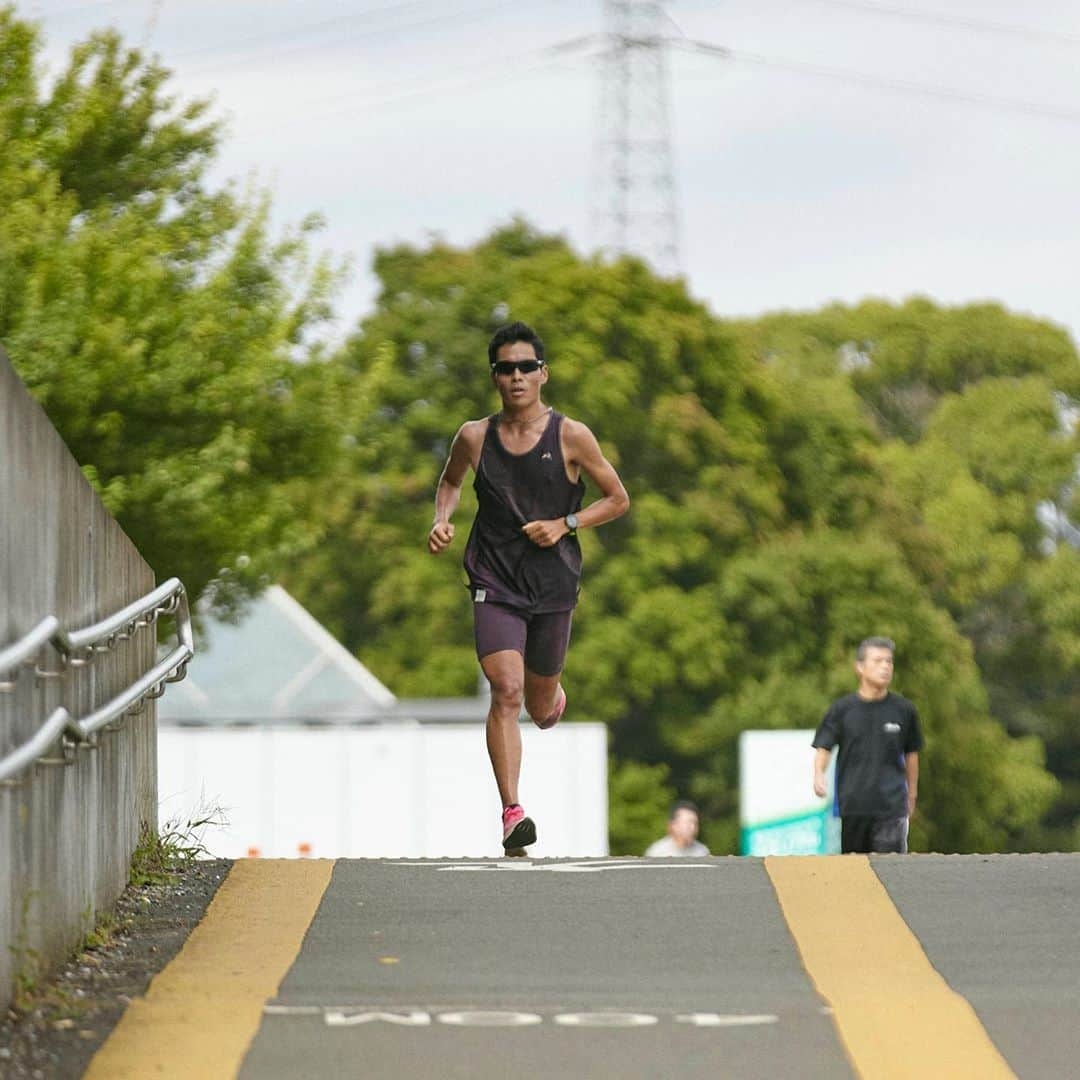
[1, 347, 157, 1010]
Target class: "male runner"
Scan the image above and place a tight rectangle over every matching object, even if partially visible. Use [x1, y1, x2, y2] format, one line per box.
[812, 637, 923, 854]
[428, 322, 629, 855]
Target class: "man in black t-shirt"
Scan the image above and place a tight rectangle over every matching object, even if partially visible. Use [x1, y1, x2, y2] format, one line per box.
[812, 637, 923, 854]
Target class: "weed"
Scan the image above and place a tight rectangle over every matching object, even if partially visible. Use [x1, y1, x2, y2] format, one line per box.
[129, 806, 227, 887]
[8, 892, 42, 1012]
[80, 909, 121, 953]
[11, 945, 43, 1014]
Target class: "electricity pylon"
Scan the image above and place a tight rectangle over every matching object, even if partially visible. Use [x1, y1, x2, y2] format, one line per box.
[592, 0, 681, 276]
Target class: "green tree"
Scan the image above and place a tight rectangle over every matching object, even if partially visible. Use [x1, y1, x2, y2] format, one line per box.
[0, 8, 352, 609]
[283, 222, 1065, 853]
[608, 761, 675, 856]
[743, 300, 1080, 848]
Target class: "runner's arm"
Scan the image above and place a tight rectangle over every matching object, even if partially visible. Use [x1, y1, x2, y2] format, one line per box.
[429, 424, 478, 554]
[569, 422, 630, 530]
[522, 422, 629, 547]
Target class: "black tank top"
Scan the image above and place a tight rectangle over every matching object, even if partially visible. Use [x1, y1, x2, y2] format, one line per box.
[463, 410, 586, 613]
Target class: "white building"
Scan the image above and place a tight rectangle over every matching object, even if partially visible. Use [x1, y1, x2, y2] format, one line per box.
[158, 587, 608, 858]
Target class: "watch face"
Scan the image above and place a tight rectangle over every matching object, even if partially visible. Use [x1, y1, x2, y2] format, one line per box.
[566, 513, 579, 530]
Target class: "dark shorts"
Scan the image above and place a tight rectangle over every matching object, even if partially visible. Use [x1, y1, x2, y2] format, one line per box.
[473, 601, 574, 677]
[841, 815, 909, 854]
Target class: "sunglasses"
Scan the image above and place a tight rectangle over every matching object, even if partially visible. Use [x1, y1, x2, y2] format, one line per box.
[491, 359, 544, 376]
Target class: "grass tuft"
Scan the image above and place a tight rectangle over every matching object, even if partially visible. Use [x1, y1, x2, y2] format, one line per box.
[129, 808, 226, 887]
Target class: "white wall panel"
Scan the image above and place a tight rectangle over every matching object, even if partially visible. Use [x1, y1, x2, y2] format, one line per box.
[158, 723, 608, 859]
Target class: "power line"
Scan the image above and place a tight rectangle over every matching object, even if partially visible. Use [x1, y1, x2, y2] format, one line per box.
[171, 0, 452, 60]
[679, 38, 1080, 125]
[804, 0, 1080, 49]
[305, 34, 599, 114]
[182, 0, 549, 76]
[235, 38, 601, 138]
[34, 0, 128, 18]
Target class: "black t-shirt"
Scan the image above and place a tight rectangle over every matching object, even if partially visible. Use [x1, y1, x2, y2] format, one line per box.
[812, 692, 924, 817]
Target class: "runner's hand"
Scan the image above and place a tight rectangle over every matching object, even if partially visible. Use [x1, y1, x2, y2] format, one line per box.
[429, 521, 455, 554]
[522, 519, 567, 548]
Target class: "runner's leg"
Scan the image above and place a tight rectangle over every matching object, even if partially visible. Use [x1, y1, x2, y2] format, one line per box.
[481, 647, 538, 853]
[475, 604, 529, 806]
[481, 649, 526, 808]
[523, 610, 573, 725]
[524, 670, 561, 724]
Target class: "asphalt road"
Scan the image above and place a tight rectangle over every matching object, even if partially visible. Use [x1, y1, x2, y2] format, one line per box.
[873, 855, 1080, 1080]
[242, 858, 850, 1080]
[86, 854, 1080, 1079]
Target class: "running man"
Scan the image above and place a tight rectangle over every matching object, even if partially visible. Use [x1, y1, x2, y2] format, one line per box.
[428, 322, 629, 855]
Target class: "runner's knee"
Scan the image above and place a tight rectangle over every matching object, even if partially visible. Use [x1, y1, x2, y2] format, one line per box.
[489, 673, 524, 711]
[524, 686, 557, 722]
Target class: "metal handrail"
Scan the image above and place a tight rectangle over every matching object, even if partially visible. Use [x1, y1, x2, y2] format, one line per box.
[0, 616, 60, 686]
[77, 644, 193, 739]
[0, 578, 190, 678]
[63, 577, 192, 654]
[0, 578, 193, 784]
[0, 708, 82, 783]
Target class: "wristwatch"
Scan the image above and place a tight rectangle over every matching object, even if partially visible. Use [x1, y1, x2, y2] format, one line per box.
[564, 513, 579, 535]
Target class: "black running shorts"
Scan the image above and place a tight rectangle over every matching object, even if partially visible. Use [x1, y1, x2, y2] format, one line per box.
[473, 601, 574, 677]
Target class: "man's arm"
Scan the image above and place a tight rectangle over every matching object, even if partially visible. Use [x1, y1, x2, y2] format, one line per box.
[428, 423, 481, 554]
[813, 747, 832, 798]
[522, 420, 630, 548]
[905, 752, 919, 817]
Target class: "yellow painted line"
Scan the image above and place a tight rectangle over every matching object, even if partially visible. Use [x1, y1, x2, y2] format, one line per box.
[86, 859, 335, 1080]
[766, 856, 1015, 1080]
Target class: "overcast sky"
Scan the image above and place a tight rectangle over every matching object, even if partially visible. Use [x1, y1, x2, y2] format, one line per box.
[22, 0, 1080, 346]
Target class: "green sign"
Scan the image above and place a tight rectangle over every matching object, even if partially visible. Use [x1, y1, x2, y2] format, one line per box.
[741, 808, 840, 856]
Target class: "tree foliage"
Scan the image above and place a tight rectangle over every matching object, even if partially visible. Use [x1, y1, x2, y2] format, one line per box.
[284, 223, 1075, 854]
[0, 8, 353, 610]
[3, 9, 1076, 854]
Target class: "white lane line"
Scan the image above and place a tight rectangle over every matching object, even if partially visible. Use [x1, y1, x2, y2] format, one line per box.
[554, 1013, 658, 1027]
[392, 860, 718, 873]
[327, 1011, 433, 1027]
[676, 1013, 779, 1027]
[438, 1012, 544, 1027]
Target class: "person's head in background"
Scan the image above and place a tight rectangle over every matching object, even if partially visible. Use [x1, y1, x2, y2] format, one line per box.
[667, 799, 701, 849]
[855, 636, 895, 700]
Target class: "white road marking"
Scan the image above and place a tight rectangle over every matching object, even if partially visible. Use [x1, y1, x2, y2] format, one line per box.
[393, 860, 717, 873]
[438, 1011, 543, 1027]
[263, 1005, 785, 1029]
[326, 1011, 432, 1027]
[554, 1013, 659, 1027]
[675, 1013, 779, 1027]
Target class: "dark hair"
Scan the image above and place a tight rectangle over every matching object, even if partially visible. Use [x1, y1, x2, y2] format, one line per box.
[669, 799, 700, 821]
[487, 321, 545, 366]
[856, 636, 895, 662]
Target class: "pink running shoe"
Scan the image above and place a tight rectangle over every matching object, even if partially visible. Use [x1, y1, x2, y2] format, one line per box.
[534, 686, 566, 731]
[502, 804, 537, 855]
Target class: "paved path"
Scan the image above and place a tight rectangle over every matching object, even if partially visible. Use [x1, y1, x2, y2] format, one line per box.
[86, 855, 1080, 1079]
